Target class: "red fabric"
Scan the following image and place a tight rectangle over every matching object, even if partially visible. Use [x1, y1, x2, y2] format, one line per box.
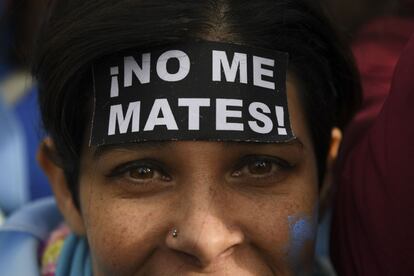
[331, 18, 414, 275]
[342, 17, 414, 152]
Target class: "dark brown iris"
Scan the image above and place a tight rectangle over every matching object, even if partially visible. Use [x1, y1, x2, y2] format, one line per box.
[248, 160, 272, 175]
[130, 167, 154, 179]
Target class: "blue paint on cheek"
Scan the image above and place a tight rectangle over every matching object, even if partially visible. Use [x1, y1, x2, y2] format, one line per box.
[291, 217, 313, 241]
[287, 215, 315, 269]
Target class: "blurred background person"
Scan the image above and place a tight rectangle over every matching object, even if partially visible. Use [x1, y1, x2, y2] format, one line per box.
[321, 0, 414, 275]
[0, 0, 50, 216]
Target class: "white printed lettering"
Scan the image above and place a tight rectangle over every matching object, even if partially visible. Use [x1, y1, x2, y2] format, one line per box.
[212, 51, 248, 84]
[216, 99, 244, 131]
[144, 99, 179, 131]
[156, 50, 190, 82]
[178, 98, 211, 130]
[108, 101, 141, 135]
[110, 66, 120, 98]
[253, 56, 275, 90]
[275, 105, 287, 135]
[124, 54, 151, 87]
[248, 102, 273, 134]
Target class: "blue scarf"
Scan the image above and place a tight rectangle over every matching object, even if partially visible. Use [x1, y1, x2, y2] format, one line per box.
[56, 234, 92, 276]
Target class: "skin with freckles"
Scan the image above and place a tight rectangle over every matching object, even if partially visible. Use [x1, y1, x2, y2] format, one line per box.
[40, 78, 336, 275]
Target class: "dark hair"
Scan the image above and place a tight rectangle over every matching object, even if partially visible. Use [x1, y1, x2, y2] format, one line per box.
[33, 0, 361, 205]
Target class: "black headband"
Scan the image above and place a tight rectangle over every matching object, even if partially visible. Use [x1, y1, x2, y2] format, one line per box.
[90, 41, 294, 146]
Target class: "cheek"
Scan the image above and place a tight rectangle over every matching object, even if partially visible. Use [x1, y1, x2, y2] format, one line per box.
[246, 181, 318, 273]
[78, 179, 171, 275]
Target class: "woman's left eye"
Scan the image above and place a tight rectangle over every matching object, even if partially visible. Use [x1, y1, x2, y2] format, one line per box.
[247, 160, 273, 175]
[128, 166, 156, 180]
[231, 157, 291, 179]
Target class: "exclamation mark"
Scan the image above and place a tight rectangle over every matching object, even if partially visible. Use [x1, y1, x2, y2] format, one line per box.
[110, 66, 119, 98]
[275, 106, 287, 135]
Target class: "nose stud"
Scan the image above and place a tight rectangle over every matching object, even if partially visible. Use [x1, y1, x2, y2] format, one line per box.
[172, 228, 179, 238]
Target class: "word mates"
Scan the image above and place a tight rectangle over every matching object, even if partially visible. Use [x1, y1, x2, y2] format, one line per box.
[108, 98, 287, 136]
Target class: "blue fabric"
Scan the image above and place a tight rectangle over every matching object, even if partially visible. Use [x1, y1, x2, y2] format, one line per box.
[56, 234, 92, 276]
[0, 197, 62, 275]
[0, 96, 29, 213]
[0, 231, 40, 276]
[13, 86, 51, 200]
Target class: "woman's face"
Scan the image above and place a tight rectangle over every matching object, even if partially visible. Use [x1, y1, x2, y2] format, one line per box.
[77, 79, 319, 275]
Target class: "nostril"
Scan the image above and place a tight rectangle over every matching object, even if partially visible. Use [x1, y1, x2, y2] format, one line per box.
[218, 244, 236, 259]
[171, 248, 203, 267]
[171, 245, 238, 269]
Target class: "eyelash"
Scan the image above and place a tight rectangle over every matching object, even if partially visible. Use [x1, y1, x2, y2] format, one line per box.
[107, 160, 171, 183]
[231, 155, 293, 179]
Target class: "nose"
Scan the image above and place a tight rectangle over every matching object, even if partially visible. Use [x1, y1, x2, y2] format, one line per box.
[166, 193, 244, 267]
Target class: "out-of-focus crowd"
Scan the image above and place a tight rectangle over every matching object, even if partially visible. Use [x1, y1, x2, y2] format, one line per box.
[0, 0, 51, 217]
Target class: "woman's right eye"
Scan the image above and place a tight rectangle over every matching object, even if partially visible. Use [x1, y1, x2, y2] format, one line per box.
[108, 161, 171, 184]
[126, 165, 170, 182]
[129, 166, 154, 179]
[247, 160, 274, 175]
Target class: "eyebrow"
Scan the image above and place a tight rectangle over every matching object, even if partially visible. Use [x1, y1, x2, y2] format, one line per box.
[92, 138, 304, 160]
[93, 141, 172, 160]
[227, 138, 304, 150]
